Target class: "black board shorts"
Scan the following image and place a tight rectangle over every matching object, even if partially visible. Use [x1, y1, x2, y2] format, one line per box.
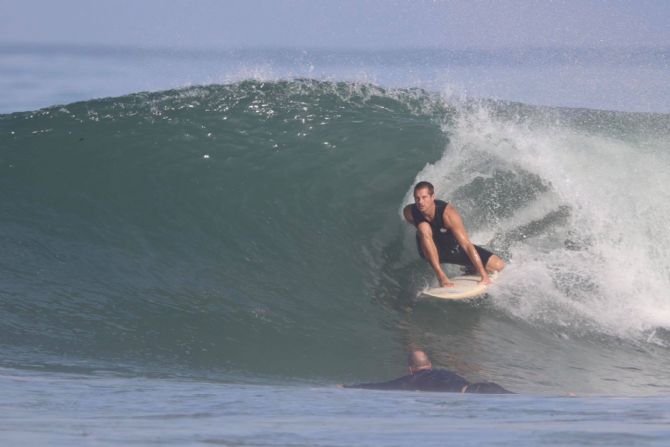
[417, 232, 494, 267]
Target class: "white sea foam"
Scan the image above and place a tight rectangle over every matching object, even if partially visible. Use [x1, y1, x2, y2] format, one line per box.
[409, 100, 670, 341]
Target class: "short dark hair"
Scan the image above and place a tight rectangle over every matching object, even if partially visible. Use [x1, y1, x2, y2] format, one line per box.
[413, 181, 434, 195]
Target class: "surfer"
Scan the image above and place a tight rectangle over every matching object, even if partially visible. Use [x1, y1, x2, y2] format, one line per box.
[344, 350, 512, 394]
[403, 181, 505, 287]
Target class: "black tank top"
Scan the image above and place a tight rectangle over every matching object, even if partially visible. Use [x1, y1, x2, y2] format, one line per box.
[411, 199, 449, 233]
[411, 199, 459, 253]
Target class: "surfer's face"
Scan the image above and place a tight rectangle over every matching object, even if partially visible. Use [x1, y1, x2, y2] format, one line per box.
[413, 188, 434, 213]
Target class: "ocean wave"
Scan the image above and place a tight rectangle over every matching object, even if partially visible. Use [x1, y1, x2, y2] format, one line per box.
[2, 80, 669, 393]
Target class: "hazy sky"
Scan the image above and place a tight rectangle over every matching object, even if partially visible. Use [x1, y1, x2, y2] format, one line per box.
[2, 0, 669, 49]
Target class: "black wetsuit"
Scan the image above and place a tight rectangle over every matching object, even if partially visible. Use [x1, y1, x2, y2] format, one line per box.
[411, 200, 493, 267]
[345, 369, 511, 394]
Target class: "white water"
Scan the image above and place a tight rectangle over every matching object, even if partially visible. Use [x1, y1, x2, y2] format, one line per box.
[410, 101, 670, 342]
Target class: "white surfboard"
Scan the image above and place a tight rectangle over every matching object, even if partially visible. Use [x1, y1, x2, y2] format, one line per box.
[420, 275, 492, 300]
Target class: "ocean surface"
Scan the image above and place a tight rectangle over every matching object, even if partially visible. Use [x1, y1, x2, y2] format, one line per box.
[1, 44, 670, 445]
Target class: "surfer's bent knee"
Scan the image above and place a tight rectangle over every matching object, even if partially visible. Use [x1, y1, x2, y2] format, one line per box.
[486, 255, 505, 273]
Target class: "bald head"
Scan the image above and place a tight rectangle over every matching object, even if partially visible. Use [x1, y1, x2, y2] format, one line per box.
[407, 350, 432, 374]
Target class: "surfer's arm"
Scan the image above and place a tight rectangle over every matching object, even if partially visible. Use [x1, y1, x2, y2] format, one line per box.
[443, 205, 491, 284]
[415, 223, 453, 287]
[404, 206, 453, 286]
[402, 205, 414, 224]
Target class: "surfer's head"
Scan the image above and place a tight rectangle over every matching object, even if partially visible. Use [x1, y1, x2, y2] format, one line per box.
[408, 350, 432, 374]
[414, 181, 434, 196]
[413, 181, 435, 213]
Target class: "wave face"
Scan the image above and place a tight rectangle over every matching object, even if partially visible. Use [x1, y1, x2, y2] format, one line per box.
[2, 80, 670, 393]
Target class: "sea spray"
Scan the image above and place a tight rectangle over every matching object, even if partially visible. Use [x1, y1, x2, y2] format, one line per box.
[407, 99, 670, 342]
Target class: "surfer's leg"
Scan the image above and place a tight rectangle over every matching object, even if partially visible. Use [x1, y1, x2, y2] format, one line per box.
[448, 245, 492, 268]
[485, 254, 505, 273]
[455, 246, 503, 275]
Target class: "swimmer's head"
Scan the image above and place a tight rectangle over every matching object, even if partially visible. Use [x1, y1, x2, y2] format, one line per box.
[408, 350, 432, 374]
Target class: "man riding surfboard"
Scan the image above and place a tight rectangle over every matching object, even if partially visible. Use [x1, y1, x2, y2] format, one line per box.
[403, 181, 505, 286]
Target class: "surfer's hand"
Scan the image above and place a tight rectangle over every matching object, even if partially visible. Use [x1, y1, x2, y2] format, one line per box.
[478, 276, 492, 286]
[439, 274, 454, 287]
